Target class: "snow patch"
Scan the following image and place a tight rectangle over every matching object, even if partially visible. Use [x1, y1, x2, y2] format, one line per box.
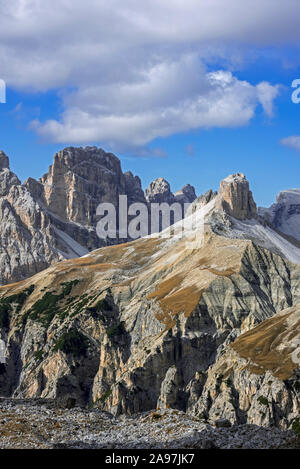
[231, 218, 300, 264]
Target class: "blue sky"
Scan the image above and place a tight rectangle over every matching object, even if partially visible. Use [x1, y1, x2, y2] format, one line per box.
[1, 1, 300, 207]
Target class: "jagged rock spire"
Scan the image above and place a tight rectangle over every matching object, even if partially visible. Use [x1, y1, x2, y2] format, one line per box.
[0, 151, 10, 170]
[145, 177, 175, 204]
[216, 173, 257, 220]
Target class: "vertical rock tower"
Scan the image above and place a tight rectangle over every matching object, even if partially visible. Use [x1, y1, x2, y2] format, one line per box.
[216, 173, 257, 220]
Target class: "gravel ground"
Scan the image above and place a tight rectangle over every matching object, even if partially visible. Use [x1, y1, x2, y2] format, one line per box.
[0, 399, 299, 449]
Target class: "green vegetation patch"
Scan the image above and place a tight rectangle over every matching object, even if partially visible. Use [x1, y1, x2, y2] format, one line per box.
[33, 350, 44, 361]
[106, 322, 124, 338]
[257, 395, 269, 406]
[29, 280, 80, 326]
[61, 280, 80, 296]
[0, 285, 35, 329]
[70, 294, 90, 317]
[292, 417, 300, 436]
[99, 388, 112, 403]
[91, 297, 112, 312]
[294, 381, 300, 392]
[70, 292, 113, 319]
[53, 328, 89, 357]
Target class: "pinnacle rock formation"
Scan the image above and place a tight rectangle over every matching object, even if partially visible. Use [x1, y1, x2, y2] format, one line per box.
[174, 184, 197, 204]
[124, 171, 146, 204]
[36, 146, 127, 226]
[145, 178, 197, 206]
[216, 173, 257, 220]
[145, 177, 175, 204]
[0, 151, 10, 170]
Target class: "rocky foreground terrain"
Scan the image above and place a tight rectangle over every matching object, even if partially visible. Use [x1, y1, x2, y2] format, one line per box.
[0, 170, 299, 447]
[0, 399, 299, 449]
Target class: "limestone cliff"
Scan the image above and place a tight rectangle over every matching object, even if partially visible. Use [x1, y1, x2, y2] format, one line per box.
[216, 173, 257, 220]
[259, 189, 300, 243]
[188, 304, 300, 429]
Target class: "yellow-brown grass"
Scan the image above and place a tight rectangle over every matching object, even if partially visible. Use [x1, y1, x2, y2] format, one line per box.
[159, 286, 203, 318]
[148, 274, 203, 328]
[231, 311, 300, 380]
[147, 274, 183, 301]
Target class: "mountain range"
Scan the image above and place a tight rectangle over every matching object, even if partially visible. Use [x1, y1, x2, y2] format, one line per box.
[0, 156, 299, 432]
[0, 147, 197, 286]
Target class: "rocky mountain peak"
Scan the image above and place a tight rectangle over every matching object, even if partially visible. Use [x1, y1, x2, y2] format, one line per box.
[145, 178, 197, 206]
[124, 171, 146, 204]
[38, 146, 127, 225]
[145, 177, 174, 204]
[0, 152, 21, 197]
[174, 184, 197, 204]
[0, 151, 10, 171]
[216, 172, 257, 220]
[258, 188, 300, 242]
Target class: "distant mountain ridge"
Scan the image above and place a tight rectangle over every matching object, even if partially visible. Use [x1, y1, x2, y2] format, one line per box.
[0, 145, 299, 286]
[258, 189, 300, 243]
[0, 146, 197, 285]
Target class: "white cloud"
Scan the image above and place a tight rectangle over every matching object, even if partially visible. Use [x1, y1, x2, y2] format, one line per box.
[280, 136, 300, 151]
[256, 82, 280, 117]
[32, 63, 280, 149]
[0, 0, 292, 150]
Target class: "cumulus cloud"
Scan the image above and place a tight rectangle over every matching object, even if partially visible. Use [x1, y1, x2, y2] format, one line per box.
[0, 0, 293, 150]
[31, 63, 280, 149]
[280, 136, 300, 151]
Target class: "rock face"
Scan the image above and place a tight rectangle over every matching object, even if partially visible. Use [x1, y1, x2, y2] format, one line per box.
[188, 304, 300, 429]
[0, 148, 123, 285]
[0, 152, 20, 196]
[145, 178, 197, 206]
[124, 171, 146, 204]
[0, 151, 10, 171]
[145, 178, 175, 204]
[145, 178, 197, 230]
[37, 146, 128, 226]
[216, 173, 257, 220]
[174, 184, 197, 204]
[197, 189, 217, 207]
[0, 158, 299, 436]
[0, 188, 299, 434]
[259, 189, 300, 242]
[189, 351, 299, 428]
[0, 158, 61, 284]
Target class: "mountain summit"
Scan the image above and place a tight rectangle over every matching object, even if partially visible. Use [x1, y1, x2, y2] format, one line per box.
[0, 151, 10, 171]
[216, 172, 257, 220]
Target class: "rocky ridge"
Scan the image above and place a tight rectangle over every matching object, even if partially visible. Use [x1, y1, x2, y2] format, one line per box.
[259, 188, 300, 243]
[0, 147, 197, 285]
